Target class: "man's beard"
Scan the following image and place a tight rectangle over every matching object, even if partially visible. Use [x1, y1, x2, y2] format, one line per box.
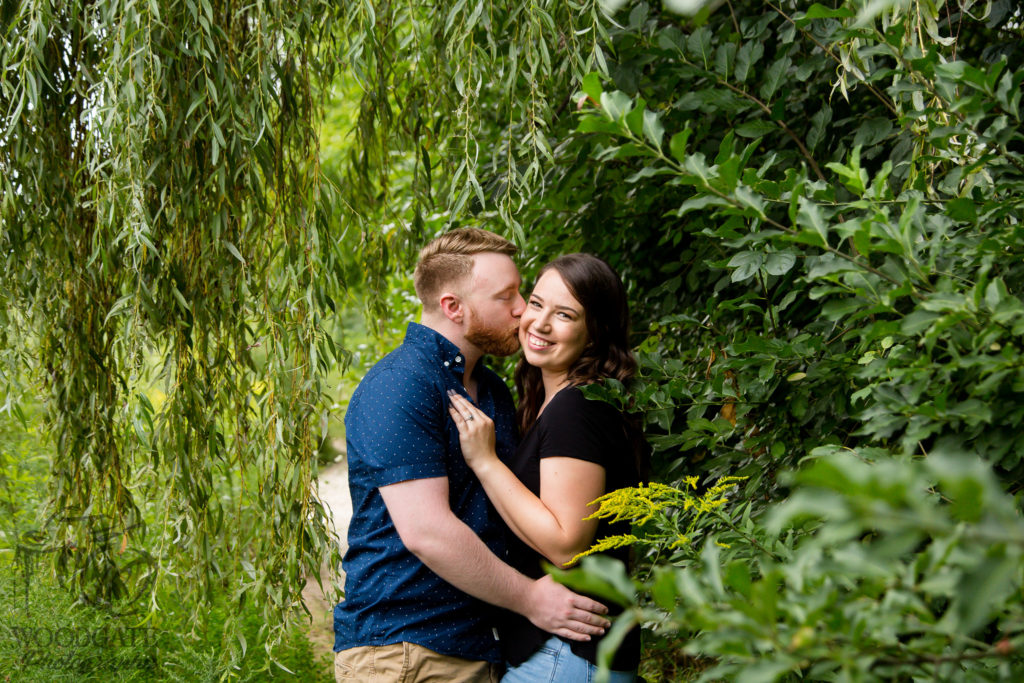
[465, 312, 520, 357]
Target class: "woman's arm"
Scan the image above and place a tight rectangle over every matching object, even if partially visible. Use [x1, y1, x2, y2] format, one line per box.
[379, 475, 609, 639]
[448, 391, 605, 567]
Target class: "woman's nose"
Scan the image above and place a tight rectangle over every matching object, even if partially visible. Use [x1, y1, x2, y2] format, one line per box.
[532, 313, 552, 331]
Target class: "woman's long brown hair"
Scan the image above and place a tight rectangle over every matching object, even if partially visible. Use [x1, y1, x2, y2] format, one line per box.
[514, 254, 648, 478]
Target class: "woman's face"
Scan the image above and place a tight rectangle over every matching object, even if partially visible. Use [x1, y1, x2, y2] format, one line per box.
[519, 269, 589, 381]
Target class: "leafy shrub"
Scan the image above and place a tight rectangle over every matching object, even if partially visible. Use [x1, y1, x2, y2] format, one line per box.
[567, 450, 1024, 681]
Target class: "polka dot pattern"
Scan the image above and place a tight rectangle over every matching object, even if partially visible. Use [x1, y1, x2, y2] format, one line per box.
[333, 323, 517, 663]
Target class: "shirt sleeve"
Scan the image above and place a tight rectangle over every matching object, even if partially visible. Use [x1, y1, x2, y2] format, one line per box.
[345, 365, 448, 487]
[536, 386, 627, 469]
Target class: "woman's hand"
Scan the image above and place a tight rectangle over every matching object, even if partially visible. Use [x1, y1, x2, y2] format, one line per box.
[447, 390, 498, 471]
[449, 390, 605, 567]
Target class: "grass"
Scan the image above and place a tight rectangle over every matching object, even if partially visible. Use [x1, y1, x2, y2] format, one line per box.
[0, 560, 334, 683]
[0, 396, 334, 682]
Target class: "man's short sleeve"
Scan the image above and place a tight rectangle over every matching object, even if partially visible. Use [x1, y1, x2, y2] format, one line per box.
[345, 366, 448, 487]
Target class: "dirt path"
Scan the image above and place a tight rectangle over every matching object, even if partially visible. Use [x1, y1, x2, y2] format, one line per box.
[303, 448, 352, 663]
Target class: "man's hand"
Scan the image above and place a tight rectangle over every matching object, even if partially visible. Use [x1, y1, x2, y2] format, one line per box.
[381, 477, 610, 641]
[522, 575, 610, 641]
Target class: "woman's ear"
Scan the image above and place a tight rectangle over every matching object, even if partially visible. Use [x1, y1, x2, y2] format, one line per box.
[439, 291, 464, 324]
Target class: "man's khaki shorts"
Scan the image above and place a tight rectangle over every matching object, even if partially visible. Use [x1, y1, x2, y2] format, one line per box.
[334, 641, 501, 682]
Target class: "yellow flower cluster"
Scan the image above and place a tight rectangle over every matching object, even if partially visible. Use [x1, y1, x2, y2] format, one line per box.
[573, 475, 749, 560]
[670, 535, 691, 549]
[585, 481, 683, 524]
[569, 534, 640, 564]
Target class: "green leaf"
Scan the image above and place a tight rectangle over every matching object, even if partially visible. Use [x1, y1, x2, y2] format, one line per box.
[807, 105, 832, 151]
[171, 286, 191, 313]
[625, 101, 645, 137]
[797, 3, 856, 24]
[104, 294, 135, 325]
[764, 251, 797, 276]
[642, 109, 665, 149]
[942, 546, 1018, 634]
[626, 166, 673, 183]
[600, 90, 633, 122]
[714, 42, 737, 79]
[669, 128, 692, 163]
[734, 185, 766, 216]
[684, 153, 711, 183]
[224, 241, 245, 265]
[796, 198, 828, 246]
[760, 56, 791, 100]
[853, 117, 893, 147]
[673, 194, 732, 216]
[581, 72, 603, 103]
[984, 278, 1009, 312]
[728, 251, 764, 282]
[551, 556, 635, 607]
[734, 660, 798, 683]
[702, 538, 724, 596]
[724, 561, 752, 597]
[735, 40, 764, 83]
[821, 297, 863, 320]
[651, 567, 680, 609]
[900, 310, 941, 335]
[946, 197, 978, 223]
[595, 610, 639, 676]
[734, 120, 776, 138]
[826, 147, 868, 196]
[686, 26, 712, 65]
[577, 116, 624, 135]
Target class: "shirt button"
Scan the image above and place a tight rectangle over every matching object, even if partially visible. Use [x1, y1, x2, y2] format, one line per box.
[444, 361, 450, 367]
[455, 356, 462, 363]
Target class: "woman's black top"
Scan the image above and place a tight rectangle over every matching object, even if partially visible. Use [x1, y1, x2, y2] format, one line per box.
[499, 385, 642, 671]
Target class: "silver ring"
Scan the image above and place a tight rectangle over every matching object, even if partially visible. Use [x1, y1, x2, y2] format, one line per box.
[465, 414, 474, 421]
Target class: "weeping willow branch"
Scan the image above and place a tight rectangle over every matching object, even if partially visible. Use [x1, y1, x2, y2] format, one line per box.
[0, 0, 343, 659]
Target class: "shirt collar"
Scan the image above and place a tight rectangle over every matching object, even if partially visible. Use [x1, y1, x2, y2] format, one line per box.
[404, 322, 468, 375]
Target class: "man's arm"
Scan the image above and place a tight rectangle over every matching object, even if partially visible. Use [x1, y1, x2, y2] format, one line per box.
[379, 476, 610, 641]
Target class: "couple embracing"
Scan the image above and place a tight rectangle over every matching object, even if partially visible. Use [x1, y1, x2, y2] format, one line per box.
[333, 228, 647, 682]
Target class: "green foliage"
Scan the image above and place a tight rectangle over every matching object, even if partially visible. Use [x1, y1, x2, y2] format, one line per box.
[570, 476, 749, 565]
[0, 567, 158, 682]
[0, 0, 344, 663]
[158, 588, 333, 683]
[336, 0, 1024, 677]
[568, 1, 1024, 676]
[576, 29, 1024, 483]
[0, 401, 49, 555]
[1, 402, 330, 681]
[3, 0, 1023, 677]
[569, 450, 1024, 680]
[0, 560, 331, 682]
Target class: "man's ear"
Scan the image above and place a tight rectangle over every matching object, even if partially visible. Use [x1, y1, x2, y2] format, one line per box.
[439, 292, 464, 324]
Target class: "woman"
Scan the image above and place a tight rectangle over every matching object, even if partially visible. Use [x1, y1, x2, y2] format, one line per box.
[448, 253, 646, 682]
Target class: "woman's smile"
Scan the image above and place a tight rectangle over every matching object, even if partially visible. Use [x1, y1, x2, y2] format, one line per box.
[525, 332, 554, 350]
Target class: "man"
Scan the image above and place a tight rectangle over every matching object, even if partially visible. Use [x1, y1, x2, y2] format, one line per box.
[333, 228, 609, 681]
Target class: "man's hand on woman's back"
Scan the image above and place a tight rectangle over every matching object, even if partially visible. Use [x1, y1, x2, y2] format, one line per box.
[522, 574, 609, 642]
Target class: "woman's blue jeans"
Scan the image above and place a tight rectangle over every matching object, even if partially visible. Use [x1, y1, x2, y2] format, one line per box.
[501, 635, 637, 683]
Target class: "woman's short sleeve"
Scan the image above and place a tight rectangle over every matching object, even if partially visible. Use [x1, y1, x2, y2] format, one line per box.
[536, 386, 628, 468]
